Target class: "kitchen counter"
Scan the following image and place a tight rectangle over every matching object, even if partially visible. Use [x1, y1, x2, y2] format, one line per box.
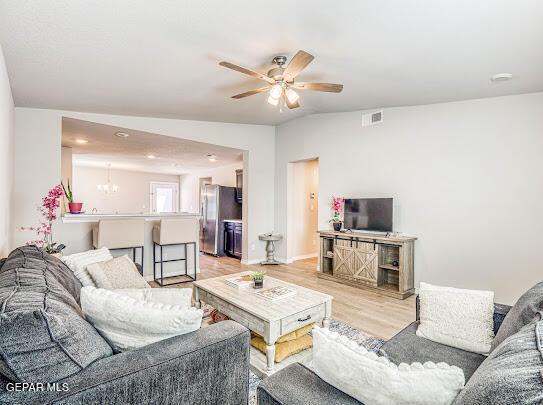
[222, 219, 242, 224]
[60, 212, 202, 279]
[62, 212, 201, 223]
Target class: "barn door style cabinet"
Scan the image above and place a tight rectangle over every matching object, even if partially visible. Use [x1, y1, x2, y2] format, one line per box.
[317, 230, 416, 299]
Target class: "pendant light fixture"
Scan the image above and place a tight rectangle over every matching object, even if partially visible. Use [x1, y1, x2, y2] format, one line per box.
[97, 163, 119, 194]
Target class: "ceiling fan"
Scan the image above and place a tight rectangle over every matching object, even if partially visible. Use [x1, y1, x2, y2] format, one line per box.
[219, 50, 343, 109]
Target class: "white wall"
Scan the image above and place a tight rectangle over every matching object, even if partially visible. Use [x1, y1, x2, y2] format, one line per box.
[60, 147, 72, 213]
[12, 109, 275, 264]
[179, 161, 243, 213]
[275, 93, 543, 304]
[72, 165, 180, 214]
[0, 45, 14, 257]
[287, 159, 318, 260]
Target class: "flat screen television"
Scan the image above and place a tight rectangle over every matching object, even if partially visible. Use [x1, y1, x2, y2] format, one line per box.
[343, 198, 393, 232]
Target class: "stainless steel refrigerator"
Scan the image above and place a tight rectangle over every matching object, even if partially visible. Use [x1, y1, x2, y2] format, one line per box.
[200, 185, 241, 256]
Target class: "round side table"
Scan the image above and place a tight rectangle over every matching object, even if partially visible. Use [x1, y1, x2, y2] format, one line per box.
[258, 233, 282, 265]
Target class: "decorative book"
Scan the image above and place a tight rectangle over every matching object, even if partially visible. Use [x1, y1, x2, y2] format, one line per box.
[254, 286, 297, 301]
[225, 274, 253, 288]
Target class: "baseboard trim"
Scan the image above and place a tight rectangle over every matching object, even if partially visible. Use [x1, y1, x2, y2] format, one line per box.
[274, 253, 317, 265]
[241, 258, 262, 265]
[290, 253, 318, 262]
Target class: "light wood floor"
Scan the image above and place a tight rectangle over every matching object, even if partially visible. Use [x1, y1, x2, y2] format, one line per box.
[151, 254, 416, 340]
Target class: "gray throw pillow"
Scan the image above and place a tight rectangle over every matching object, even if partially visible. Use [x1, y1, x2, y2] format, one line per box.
[454, 312, 543, 404]
[86, 255, 150, 289]
[491, 281, 543, 351]
[0, 246, 112, 383]
[1, 246, 82, 303]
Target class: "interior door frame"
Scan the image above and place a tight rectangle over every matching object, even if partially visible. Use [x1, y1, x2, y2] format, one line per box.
[286, 157, 319, 263]
[149, 181, 179, 213]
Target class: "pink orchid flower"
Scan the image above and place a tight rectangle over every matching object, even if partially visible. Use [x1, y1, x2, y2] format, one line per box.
[20, 185, 65, 253]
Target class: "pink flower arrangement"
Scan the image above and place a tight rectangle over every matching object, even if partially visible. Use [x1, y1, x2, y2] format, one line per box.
[330, 196, 344, 223]
[20, 185, 66, 253]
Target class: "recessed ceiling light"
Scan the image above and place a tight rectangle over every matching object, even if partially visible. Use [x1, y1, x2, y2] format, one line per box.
[75, 139, 89, 144]
[491, 73, 513, 82]
[207, 154, 217, 162]
[115, 132, 130, 138]
[146, 154, 156, 159]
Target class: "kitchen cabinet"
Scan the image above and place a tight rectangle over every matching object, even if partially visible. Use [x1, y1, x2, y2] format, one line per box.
[224, 221, 242, 259]
[233, 224, 242, 258]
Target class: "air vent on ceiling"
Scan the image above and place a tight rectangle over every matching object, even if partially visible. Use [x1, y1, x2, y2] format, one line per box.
[362, 110, 384, 127]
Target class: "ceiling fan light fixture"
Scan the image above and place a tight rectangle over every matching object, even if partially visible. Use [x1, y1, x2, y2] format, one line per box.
[267, 95, 279, 106]
[285, 88, 299, 104]
[269, 84, 283, 99]
[219, 50, 342, 111]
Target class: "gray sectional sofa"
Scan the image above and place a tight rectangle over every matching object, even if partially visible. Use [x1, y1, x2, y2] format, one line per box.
[259, 283, 543, 404]
[0, 246, 250, 405]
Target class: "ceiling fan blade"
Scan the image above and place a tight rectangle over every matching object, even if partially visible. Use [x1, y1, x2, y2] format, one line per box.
[291, 82, 343, 93]
[219, 61, 275, 84]
[231, 86, 270, 99]
[283, 50, 314, 81]
[284, 89, 300, 109]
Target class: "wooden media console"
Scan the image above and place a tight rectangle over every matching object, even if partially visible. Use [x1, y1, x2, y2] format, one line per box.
[317, 230, 416, 299]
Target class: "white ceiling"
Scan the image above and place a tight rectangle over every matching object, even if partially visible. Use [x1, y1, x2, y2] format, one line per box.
[1, 0, 542, 125]
[62, 118, 243, 174]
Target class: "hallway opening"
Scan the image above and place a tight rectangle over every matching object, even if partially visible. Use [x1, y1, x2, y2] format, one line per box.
[286, 158, 319, 263]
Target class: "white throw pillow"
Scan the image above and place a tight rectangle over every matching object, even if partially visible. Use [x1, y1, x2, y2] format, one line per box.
[80, 286, 202, 352]
[416, 282, 495, 354]
[114, 288, 192, 308]
[312, 327, 465, 405]
[86, 255, 150, 289]
[62, 247, 113, 287]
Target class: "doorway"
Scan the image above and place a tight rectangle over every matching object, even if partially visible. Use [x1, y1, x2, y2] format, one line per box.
[150, 181, 179, 213]
[286, 158, 319, 263]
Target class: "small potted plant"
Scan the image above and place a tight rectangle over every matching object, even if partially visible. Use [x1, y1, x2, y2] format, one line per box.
[329, 196, 344, 231]
[61, 180, 83, 214]
[20, 184, 66, 258]
[252, 271, 266, 289]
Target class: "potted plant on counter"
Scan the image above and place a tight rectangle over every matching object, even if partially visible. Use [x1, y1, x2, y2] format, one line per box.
[329, 196, 344, 231]
[62, 180, 83, 214]
[252, 271, 266, 289]
[20, 184, 66, 258]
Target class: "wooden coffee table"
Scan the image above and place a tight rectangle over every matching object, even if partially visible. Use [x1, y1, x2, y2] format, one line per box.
[193, 272, 332, 377]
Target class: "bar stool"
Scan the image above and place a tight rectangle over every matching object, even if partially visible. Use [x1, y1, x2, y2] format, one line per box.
[153, 218, 198, 286]
[92, 219, 145, 274]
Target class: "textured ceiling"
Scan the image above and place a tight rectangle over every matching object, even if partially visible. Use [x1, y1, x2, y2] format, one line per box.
[62, 118, 243, 174]
[1, 0, 543, 125]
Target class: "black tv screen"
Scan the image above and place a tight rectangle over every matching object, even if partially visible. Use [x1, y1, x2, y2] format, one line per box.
[343, 198, 393, 232]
